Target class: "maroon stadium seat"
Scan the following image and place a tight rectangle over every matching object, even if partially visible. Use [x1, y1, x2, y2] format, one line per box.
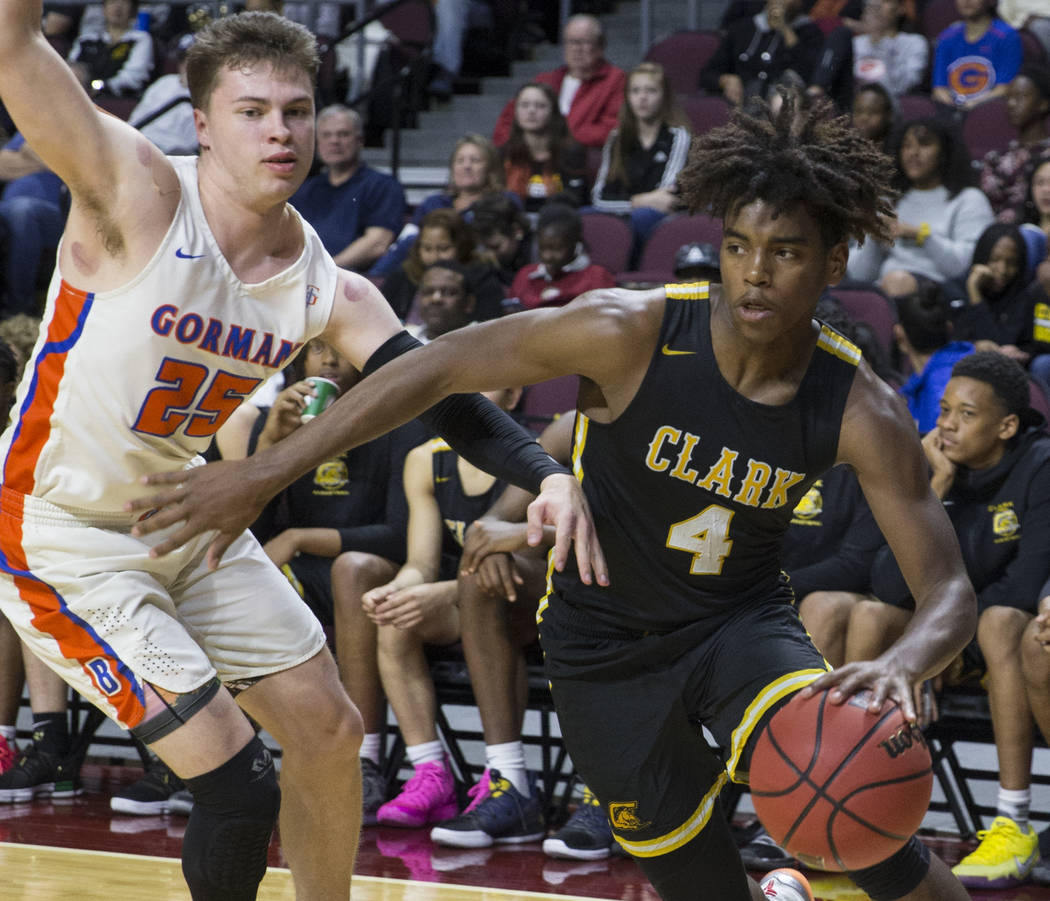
[581, 213, 633, 275]
[619, 213, 723, 286]
[680, 94, 732, 137]
[521, 376, 579, 430]
[644, 30, 722, 96]
[962, 96, 1015, 161]
[832, 287, 898, 357]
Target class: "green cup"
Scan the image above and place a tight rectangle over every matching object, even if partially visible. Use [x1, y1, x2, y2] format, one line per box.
[301, 377, 339, 422]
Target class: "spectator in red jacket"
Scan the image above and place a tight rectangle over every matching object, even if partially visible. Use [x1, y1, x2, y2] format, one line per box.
[510, 202, 615, 309]
[492, 14, 626, 150]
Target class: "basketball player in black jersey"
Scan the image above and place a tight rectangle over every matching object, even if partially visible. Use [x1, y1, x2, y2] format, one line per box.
[135, 92, 977, 900]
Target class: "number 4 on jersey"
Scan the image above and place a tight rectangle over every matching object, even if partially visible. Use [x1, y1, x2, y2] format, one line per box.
[133, 356, 261, 438]
[667, 504, 734, 575]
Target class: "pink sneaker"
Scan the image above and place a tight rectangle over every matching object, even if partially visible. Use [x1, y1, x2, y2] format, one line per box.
[377, 759, 458, 828]
[461, 767, 491, 815]
[0, 735, 16, 776]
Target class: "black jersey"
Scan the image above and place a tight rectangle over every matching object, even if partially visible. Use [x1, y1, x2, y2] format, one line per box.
[429, 438, 506, 560]
[549, 284, 861, 632]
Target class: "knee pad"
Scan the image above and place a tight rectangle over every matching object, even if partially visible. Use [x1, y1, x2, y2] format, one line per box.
[847, 836, 930, 900]
[181, 736, 281, 901]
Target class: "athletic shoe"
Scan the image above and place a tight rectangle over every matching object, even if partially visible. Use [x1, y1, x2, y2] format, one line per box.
[110, 758, 184, 815]
[429, 769, 545, 848]
[360, 757, 387, 826]
[377, 758, 458, 828]
[0, 735, 16, 775]
[735, 820, 800, 870]
[542, 786, 616, 860]
[952, 815, 1040, 888]
[167, 789, 194, 816]
[760, 868, 815, 901]
[0, 742, 81, 802]
[461, 767, 491, 814]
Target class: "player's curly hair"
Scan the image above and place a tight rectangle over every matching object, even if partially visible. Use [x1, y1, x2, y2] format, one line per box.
[677, 90, 897, 248]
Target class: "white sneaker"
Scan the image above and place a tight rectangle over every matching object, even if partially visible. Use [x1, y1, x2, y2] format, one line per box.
[760, 868, 814, 901]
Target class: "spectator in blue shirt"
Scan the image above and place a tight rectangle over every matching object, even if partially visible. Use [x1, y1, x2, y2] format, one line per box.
[291, 105, 405, 272]
[0, 133, 66, 316]
[933, 0, 1022, 110]
[894, 277, 975, 433]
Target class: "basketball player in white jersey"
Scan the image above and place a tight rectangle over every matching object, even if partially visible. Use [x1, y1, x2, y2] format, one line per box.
[0, 8, 602, 901]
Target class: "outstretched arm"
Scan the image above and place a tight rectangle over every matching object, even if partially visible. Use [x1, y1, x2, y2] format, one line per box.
[128, 282, 655, 576]
[804, 365, 977, 722]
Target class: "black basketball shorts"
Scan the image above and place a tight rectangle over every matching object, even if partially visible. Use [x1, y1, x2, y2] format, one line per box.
[538, 595, 830, 859]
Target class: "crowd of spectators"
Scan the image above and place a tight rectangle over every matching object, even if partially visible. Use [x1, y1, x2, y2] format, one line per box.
[7, 0, 1050, 888]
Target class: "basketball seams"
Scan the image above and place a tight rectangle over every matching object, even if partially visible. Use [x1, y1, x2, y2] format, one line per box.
[750, 690, 934, 871]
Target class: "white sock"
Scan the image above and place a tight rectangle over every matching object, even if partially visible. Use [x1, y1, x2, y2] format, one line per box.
[407, 739, 445, 768]
[0, 725, 15, 743]
[359, 733, 382, 765]
[998, 787, 1031, 828]
[485, 740, 529, 796]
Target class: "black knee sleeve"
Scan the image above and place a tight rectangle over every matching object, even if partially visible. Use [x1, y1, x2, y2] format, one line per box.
[847, 836, 930, 900]
[181, 736, 281, 901]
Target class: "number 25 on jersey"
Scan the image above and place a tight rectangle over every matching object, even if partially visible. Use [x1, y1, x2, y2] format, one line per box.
[133, 357, 261, 438]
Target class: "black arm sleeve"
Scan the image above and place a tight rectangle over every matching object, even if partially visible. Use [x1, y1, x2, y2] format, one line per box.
[362, 331, 571, 493]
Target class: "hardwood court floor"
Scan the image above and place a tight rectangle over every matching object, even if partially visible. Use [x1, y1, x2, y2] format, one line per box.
[4, 762, 1050, 900]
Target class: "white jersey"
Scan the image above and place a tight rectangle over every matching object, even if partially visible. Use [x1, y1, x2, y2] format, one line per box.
[0, 155, 337, 515]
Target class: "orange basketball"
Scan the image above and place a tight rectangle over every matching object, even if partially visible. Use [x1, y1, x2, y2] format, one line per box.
[749, 689, 933, 871]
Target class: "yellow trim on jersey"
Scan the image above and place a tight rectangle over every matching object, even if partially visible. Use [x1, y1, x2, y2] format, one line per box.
[816, 325, 862, 367]
[614, 772, 729, 858]
[571, 413, 589, 482]
[664, 282, 710, 300]
[427, 437, 452, 452]
[537, 415, 588, 625]
[724, 667, 828, 783]
[535, 547, 558, 624]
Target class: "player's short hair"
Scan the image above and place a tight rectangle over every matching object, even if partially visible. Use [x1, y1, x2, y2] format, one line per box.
[951, 351, 1031, 419]
[471, 194, 528, 240]
[186, 12, 320, 111]
[677, 90, 897, 248]
[894, 279, 949, 353]
[421, 260, 476, 299]
[536, 202, 583, 246]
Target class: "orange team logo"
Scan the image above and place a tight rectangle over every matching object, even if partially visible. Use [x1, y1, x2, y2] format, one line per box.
[609, 801, 652, 832]
[948, 56, 994, 98]
[305, 284, 320, 307]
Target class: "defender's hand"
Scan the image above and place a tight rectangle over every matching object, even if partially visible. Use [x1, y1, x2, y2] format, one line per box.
[526, 473, 608, 587]
[126, 460, 269, 569]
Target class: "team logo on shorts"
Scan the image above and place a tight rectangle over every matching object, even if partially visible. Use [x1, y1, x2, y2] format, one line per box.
[609, 801, 651, 831]
[84, 657, 122, 697]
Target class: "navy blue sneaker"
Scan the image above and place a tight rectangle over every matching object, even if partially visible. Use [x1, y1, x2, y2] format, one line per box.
[430, 769, 545, 848]
[543, 786, 617, 860]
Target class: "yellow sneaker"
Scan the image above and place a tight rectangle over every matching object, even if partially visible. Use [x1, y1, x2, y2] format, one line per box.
[952, 816, 1039, 888]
